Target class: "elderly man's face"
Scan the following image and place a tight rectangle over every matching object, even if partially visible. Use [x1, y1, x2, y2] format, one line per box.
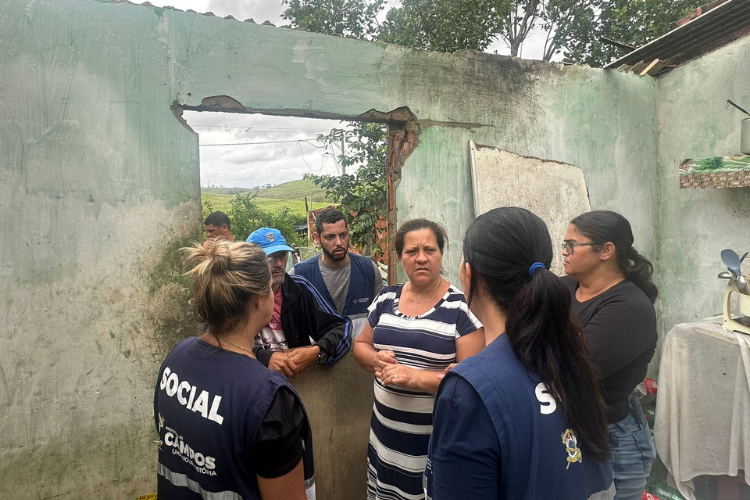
[267, 251, 288, 288]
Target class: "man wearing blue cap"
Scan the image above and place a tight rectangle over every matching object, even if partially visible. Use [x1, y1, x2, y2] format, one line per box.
[247, 227, 352, 377]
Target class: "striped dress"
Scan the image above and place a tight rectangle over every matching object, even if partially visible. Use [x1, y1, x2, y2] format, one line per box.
[366, 284, 482, 500]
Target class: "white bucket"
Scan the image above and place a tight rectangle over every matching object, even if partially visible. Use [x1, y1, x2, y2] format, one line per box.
[742, 118, 750, 155]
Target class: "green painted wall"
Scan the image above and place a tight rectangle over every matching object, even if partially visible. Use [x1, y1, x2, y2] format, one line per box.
[0, 1, 201, 497]
[0, 0, 665, 497]
[655, 36, 750, 365]
[397, 61, 660, 285]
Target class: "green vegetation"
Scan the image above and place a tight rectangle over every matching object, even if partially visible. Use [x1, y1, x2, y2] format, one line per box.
[201, 179, 332, 217]
[201, 194, 325, 218]
[305, 122, 388, 252]
[202, 193, 307, 246]
[258, 179, 331, 201]
[281, 0, 384, 40]
[282, 0, 704, 67]
[201, 179, 340, 246]
[200, 187, 254, 196]
[563, 0, 704, 67]
[230, 194, 307, 246]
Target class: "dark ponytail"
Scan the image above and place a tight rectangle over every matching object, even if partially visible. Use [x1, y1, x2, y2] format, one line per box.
[571, 211, 658, 303]
[464, 207, 610, 463]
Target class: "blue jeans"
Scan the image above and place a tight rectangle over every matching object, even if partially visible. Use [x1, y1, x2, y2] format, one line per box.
[608, 398, 655, 500]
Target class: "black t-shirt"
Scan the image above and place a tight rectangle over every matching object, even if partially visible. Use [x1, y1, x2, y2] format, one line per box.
[563, 277, 657, 423]
[252, 386, 307, 478]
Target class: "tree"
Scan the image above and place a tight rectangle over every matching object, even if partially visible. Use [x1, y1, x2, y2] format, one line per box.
[304, 122, 388, 251]
[228, 193, 272, 243]
[228, 193, 306, 246]
[501, 0, 543, 58]
[538, 0, 601, 62]
[378, 0, 599, 61]
[561, 0, 704, 67]
[281, 0, 385, 39]
[284, 0, 703, 66]
[379, 0, 507, 52]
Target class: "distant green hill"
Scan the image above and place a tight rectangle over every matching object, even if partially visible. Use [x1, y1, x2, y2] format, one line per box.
[202, 179, 336, 219]
[257, 179, 332, 201]
[203, 179, 332, 201]
[201, 187, 254, 196]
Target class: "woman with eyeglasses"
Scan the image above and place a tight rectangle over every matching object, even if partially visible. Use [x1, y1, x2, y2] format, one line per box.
[561, 210, 658, 500]
[425, 207, 614, 500]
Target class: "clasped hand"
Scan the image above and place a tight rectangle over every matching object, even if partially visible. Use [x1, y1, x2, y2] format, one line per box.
[374, 350, 413, 388]
[268, 346, 320, 378]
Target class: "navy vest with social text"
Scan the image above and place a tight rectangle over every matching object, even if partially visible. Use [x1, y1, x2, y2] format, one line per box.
[446, 335, 613, 499]
[154, 338, 314, 500]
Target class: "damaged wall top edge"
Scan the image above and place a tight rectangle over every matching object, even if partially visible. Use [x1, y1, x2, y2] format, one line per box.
[186, 97, 489, 129]
[184, 96, 419, 124]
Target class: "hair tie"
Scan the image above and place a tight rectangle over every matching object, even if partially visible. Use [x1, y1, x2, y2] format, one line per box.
[528, 262, 546, 276]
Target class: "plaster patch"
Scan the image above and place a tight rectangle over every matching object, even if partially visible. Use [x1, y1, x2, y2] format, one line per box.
[469, 143, 591, 274]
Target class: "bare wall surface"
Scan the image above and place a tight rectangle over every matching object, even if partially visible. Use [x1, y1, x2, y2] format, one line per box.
[656, 36, 750, 365]
[469, 144, 591, 275]
[0, 0, 661, 497]
[0, 0, 201, 497]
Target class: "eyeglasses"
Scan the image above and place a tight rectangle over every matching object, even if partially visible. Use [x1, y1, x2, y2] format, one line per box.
[561, 241, 597, 254]
[267, 251, 288, 263]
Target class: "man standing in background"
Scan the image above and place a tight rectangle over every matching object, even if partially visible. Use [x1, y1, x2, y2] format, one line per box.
[292, 209, 383, 337]
[203, 211, 234, 241]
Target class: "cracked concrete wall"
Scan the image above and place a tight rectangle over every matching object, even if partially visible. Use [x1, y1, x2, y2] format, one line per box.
[0, 0, 660, 497]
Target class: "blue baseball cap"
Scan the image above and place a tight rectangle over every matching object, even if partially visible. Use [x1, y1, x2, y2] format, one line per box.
[247, 227, 293, 255]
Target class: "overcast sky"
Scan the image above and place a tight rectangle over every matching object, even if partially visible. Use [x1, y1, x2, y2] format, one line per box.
[184, 111, 349, 188]
[134, 0, 555, 188]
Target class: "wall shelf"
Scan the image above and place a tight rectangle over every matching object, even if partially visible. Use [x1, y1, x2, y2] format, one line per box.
[679, 155, 750, 188]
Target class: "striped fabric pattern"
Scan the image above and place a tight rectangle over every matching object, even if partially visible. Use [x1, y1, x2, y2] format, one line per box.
[366, 284, 482, 500]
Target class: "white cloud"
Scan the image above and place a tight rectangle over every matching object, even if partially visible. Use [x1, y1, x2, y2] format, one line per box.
[183, 111, 346, 187]
[204, 0, 285, 24]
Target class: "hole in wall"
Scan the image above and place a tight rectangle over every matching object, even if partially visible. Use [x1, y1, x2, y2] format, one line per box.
[173, 98, 421, 282]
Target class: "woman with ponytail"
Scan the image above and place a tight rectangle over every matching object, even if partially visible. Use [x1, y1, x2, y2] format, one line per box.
[154, 240, 314, 500]
[425, 207, 614, 500]
[562, 210, 658, 500]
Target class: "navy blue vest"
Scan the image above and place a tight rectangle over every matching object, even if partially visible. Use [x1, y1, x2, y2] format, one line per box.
[427, 334, 614, 500]
[294, 252, 376, 317]
[155, 338, 314, 499]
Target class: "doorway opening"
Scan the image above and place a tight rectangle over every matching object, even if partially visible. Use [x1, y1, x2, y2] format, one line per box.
[177, 104, 419, 284]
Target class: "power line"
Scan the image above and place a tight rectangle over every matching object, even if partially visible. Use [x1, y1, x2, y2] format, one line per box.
[191, 125, 335, 131]
[200, 138, 322, 147]
[298, 140, 329, 174]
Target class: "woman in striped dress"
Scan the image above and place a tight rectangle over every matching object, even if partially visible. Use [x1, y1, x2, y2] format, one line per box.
[353, 219, 485, 500]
